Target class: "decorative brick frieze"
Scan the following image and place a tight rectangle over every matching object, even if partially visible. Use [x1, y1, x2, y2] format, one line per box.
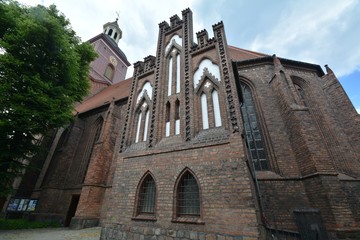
[213, 22, 239, 133]
[182, 9, 193, 141]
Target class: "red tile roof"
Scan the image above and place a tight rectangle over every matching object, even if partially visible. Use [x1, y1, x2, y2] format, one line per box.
[227, 45, 268, 61]
[75, 78, 132, 114]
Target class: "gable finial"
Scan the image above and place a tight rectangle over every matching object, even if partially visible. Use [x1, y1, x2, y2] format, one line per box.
[116, 11, 120, 22]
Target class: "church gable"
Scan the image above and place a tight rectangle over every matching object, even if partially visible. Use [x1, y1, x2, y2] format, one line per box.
[120, 9, 240, 153]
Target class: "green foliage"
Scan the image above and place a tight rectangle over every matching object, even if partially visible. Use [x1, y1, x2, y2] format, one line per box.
[0, 0, 97, 197]
[0, 217, 60, 229]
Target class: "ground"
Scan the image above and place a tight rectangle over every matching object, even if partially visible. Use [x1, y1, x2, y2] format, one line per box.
[0, 227, 101, 240]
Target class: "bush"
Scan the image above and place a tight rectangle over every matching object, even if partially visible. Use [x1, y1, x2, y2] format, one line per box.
[0, 218, 60, 230]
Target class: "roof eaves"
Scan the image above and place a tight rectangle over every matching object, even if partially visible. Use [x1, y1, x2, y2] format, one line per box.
[234, 56, 325, 77]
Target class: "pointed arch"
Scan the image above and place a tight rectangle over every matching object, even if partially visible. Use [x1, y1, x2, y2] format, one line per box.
[93, 117, 104, 142]
[240, 82, 269, 171]
[291, 76, 309, 107]
[174, 168, 201, 217]
[133, 81, 152, 143]
[136, 81, 153, 104]
[134, 171, 157, 216]
[193, 58, 221, 88]
[165, 34, 183, 55]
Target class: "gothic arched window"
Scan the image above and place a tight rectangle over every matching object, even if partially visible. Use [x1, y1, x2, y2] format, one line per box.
[294, 83, 307, 107]
[80, 117, 104, 183]
[133, 82, 152, 144]
[175, 170, 200, 216]
[240, 83, 269, 171]
[136, 173, 156, 215]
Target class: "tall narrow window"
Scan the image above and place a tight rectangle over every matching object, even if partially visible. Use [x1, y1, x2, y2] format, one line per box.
[212, 89, 222, 127]
[108, 28, 113, 36]
[294, 83, 307, 107]
[175, 100, 180, 135]
[114, 32, 118, 39]
[177, 171, 200, 216]
[135, 112, 142, 143]
[176, 54, 180, 93]
[168, 58, 172, 96]
[201, 93, 209, 129]
[240, 83, 268, 171]
[143, 109, 150, 141]
[137, 174, 156, 214]
[165, 102, 170, 137]
[80, 117, 103, 183]
[104, 64, 114, 80]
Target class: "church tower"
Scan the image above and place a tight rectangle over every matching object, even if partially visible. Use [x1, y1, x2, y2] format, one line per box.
[87, 19, 130, 96]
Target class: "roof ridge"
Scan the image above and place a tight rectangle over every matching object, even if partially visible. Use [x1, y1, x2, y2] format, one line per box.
[228, 45, 269, 57]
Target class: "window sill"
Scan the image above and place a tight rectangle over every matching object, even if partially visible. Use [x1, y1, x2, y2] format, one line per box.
[172, 216, 204, 225]
[131, 215, 157, 221]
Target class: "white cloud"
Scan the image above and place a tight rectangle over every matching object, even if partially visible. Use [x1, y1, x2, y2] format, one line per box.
[249, 0, 360, 76]
[14, 0, 360, 81]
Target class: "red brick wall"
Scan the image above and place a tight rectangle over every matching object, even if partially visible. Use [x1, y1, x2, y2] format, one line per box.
[235, 58, 360, 234]
[102, 135, 259, 238]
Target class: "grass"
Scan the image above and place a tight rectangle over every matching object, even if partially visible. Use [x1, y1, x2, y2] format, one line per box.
[0, 218, 60, 230]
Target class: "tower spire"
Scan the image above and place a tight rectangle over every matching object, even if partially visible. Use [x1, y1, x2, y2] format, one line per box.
[103, 17, 122, 45]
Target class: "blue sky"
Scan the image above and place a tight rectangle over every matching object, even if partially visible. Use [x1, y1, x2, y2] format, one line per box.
[20, 0, 360, 112]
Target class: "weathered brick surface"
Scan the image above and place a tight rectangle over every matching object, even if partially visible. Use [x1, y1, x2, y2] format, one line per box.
[103, 136, 258, 237]
[21, 8, 360, 240]
[235, 56, 360, 235]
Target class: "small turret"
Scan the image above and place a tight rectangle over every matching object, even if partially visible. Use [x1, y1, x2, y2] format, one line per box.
[103, 19, 122, 44]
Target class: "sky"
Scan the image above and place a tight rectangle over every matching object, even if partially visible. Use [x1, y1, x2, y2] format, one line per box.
[18, 0, 360, 113]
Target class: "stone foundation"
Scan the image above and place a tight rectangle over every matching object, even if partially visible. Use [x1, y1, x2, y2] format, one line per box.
[70, 217, 99, 229]
[100, 224, 258, 240]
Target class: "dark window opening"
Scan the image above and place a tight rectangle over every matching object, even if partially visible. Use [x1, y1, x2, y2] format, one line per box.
[240, 83, 269, 171]
[137, 175, 156, 214]
[104, 64, 114, 80]
[166, 102, 170, 122]
[177, 171, 200, 216]
[294, 83, 307, 107]
[175, 99, 180, 120]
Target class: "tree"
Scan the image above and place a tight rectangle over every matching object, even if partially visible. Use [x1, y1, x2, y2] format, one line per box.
[0, 0, 97, 198]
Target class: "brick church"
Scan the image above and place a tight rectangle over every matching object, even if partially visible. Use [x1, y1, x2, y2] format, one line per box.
[6, 8, 360, 239]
